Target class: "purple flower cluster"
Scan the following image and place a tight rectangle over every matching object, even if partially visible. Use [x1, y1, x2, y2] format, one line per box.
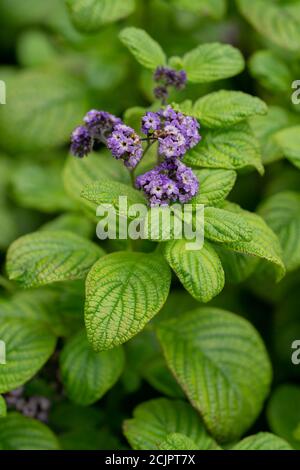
[136, 160, 199, 206]
[5, 387, 51, 423]
[70, 109, 120, 158]
[154, 66, 187, 101]
[141, 106, 201, 159]
[107, 124, 143, 169]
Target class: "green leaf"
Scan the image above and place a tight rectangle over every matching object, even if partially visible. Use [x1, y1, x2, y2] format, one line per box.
[237, 0, 300, 51]
[163, 240, 224, 302]
[0, 412, 59, 450]
[0, 70, 88, 153]
[184, 122, 264, 175]
[158, 433, 199, 451]
[0, 319, 56, 393]
[248, 50, 293, 93]
[60, 330, 124, 406]
[85, 252, 171, 351]
[40, 213, 94, 239]
[192, 169, 236, 206]
[156, 308, 272, 442]
[275, 126, 300, 169]
[63, 152, 130, 218]
[142, 356, 185, 399]
[214, 246, 259, 283]
[119, 27, 166, 70]
[6, 230, 104, 288]
[258, 191, 300, 272]
[249, 106, 290, 165]
[267, 384, 300, 450]
[204, 207, 253, 243]
[123, 398, 218, 450]
[170, 0, 226, 20]
[232, 432, 292, 451]
[65, 0, 135, 33]
[193, 91, 267, 128]
[0, 396, 6, 418]
[183, 42, 244, 83]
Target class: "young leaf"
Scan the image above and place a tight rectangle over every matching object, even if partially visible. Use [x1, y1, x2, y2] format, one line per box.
[204, 207, 253, 243]
[237, 0, 300, 51]
[275, 126, 300, 169]
[123, 398, 218, 450]
[0, 319, 56, 393]
[6, 230, 104, 288]
[119, 27, 166, 70]
[231, 433, 292, 451]
[258, 191, 300, 272]
[0, 70, 88, 153]
[0, 412, 60, 450]
[184, 122, 264, 175]
[248, 50, 293, 93]
[193, 90, 267, 128]
[163, 240, 225, 302]
[183, 42, 244, 83]
[85, 252, 171, 351]
[192, 169, 236, 206]
[65, 0, 135, 33]
[158, 433, 200, 451]
[0, 396, 7, 418]
[60, 330, 125, 406]
[156, 308, 272, 442]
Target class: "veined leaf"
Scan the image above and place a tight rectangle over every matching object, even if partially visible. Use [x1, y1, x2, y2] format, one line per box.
[123, 398, 218, 450]
[85, 252, 171, 351]
[158, 433, 200, 451]
[258, 191, 300, 272]
[6, 230, 104, 288]
[183, 42, 244, 83]
[275, 126, 300, 169]
[184, 122, 264, 175]
[65, 0, 135, 33]
[60, 330, 124, 406]
[0, 396, 6, 418]
[232, 432, 292, 451]
[0, 412, 59, 450]
[0, 319, 56, 393]
[119, 27, 166, 70]
[156, 308, 272, 442]
[204, 207, 253, 243]
[163, 240, 224, 302]
[214, 245, 258, 283]
[192, 169, 236, 206]
[40, 213, 94, 240]
[193, 90, 267, 128]
[0, 70, 88, 153]
[237, 0, 300, 51]
[248, 50, 293, 93]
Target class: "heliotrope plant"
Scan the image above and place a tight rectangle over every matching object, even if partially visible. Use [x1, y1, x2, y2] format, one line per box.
[1, 21, 293, 451]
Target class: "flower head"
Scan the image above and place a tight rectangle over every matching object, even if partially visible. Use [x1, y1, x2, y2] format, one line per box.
[83, 110, 121, 140]
[107, 124, 143, 169]
[70, 126, 93, 158]
[154, 66, 187, 90]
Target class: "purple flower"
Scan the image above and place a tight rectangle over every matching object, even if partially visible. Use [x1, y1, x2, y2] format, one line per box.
[141, 111, 161, 134]
[154, 85, 168, 102]
[154, 66, 187, 90]
[84, 109, 121, 139]
[70, 126, 93, 158]
[107, 124, 143, 169]
[136, 160, 199, 206]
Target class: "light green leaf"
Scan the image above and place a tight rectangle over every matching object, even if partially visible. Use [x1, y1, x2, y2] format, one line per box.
[85, 252, 171, 351]
[0, 412, 59, 450]
[63, 152, 130, 218]
[192, 169, 236, 206]
[184, 122, 264, 175]
[170, 0, 226, 20]
[40, 213, 94, 239]
[123, 398, 218, 450]
[258, 191, 300, 272]
[156, 308, 272, 442]
[204, 207, 253, 243]
[6, 230, 104, 288]
[60, 330, 124, 406]
[158, 433, 200, 451]
[237, 0, 300, 51]
[0, 319, 56, 393]
[275, 126, 300, 169]
[214, 246, 258, 283]
[232, 432, 292, 451]
[193, 90, 267, 128]
[0, 396, 6, 418]
[119, 27, 166, 70]
[163, 240, 224, 302]
[248, 50, 293, 93]
[267, 384, 300, 450]
[0, 70, 88, 153]
[183, 42, 244, 83]
[65, 0, 135, 33]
